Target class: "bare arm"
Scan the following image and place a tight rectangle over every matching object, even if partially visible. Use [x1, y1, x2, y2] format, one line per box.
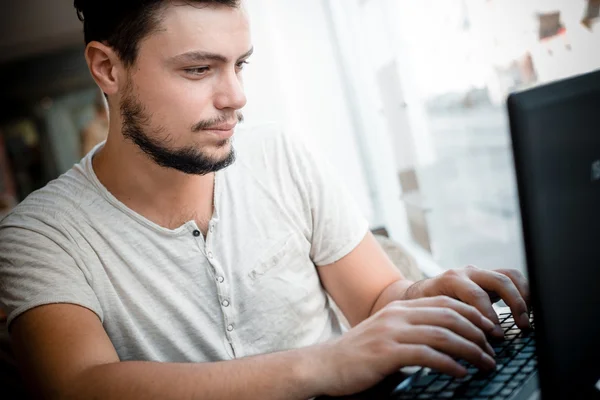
[318, 232, 410, 326]
[10, 304, 323, 400]
[11, 298, 503, 399]
[319, 232, 530, 335]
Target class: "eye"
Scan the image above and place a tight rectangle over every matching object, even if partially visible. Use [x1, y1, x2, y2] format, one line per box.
[184, 66, 210, 76]
[236, 60, 249, 70]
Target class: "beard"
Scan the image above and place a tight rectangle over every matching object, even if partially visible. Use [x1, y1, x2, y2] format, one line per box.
[119, 84, 243, 175]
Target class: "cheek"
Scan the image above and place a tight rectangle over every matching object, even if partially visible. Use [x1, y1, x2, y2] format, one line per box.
[138, 73, 215, 126]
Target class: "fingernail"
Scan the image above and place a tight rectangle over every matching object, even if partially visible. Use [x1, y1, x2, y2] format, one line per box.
[492, 325, 504, 337]
[481, 353, 496, 369]
[486, 343, 496, 356]
[481, 316, 495, 331]
[520, 312, 531, 328]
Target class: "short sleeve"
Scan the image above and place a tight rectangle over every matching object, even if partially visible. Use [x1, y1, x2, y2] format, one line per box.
[283, 134, 369, 266]
[0, 214, 103, 328]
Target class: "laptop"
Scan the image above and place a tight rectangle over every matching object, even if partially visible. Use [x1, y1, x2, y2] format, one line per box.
[319, 68, 600, 399]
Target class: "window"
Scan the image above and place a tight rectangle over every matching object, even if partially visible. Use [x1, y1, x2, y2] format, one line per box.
[328, 0, 600, 274]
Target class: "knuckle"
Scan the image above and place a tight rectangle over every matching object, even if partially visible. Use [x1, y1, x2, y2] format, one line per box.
[389, 299, 406, 309]
[434, 295, 454, 307]
[473, 328, 487, 344]
[500, 268, 522, 278]
[465, 264, 479, 271]
[370, 338, 393, 355]
[442, 268, 460, 278]
[465, 341, 483, 357]
[468, 287, 488, 301]
[465, 303, 481, 316]
[440, 308, 460, 324]
[429, 327, 451, 345]
[378, 307, 397, 322]
[413, 345, 434, 362]
[494, 273, 511, 285]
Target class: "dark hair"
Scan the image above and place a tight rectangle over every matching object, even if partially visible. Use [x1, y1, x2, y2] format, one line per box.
[74, 0, 240, 67]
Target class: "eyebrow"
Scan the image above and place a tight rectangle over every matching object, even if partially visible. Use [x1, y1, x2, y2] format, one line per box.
[169, 47, 254, 65]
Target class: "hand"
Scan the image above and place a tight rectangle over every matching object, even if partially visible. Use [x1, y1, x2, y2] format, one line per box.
[404, 266, 530, 335]
[314, 296, 497, 397]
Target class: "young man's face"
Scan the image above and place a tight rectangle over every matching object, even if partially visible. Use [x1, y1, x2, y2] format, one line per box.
[118, 2, 252, 175]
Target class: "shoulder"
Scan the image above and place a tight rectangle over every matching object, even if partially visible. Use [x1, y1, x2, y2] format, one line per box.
[0, 160, 98, 235]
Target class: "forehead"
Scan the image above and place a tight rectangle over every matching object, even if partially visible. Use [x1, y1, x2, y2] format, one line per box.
[142, 3, 252, 60]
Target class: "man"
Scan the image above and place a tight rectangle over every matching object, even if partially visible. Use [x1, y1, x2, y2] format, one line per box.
[0, 1, 531, 399]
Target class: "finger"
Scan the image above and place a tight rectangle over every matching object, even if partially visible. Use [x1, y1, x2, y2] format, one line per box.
[443, 277, 503, 336]
[403, 306, 494, 357]
[467, 269, 530, 329]
[403, 296, 496, 337]
[397, 326, 496, 371]
[494, 269, 531, 305]
[396, 344, 468, 378]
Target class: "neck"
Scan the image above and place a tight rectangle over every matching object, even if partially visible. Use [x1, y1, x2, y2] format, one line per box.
[92, 128, 216, 230]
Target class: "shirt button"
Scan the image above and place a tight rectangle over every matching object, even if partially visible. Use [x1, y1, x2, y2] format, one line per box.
[227, 324, 234, 332]
[216, 276, 224, 283]
[209, 225, 214, 233]
[192, 230, 201, 237]
[222, 300, 230, 307]
[207, 252, 213, 259]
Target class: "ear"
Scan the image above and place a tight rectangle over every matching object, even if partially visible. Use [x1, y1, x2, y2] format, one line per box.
[84, 41, 123, 96]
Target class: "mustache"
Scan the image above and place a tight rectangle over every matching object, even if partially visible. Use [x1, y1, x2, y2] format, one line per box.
[191, 112, 245, 132]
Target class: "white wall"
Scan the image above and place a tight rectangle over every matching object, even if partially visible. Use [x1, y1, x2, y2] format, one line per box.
[243, 0, 377, 225]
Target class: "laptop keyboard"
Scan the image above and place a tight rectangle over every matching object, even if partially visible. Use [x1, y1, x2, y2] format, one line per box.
[394, 312, 536, 399]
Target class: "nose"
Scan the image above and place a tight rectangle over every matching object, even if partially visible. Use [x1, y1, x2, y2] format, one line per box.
[214, 68, 247, 111]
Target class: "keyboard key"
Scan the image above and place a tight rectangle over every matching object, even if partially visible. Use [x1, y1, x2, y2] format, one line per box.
[480, 382, 503, 396]
[438, 392, 454, 398]
[523, 365, 535, 373]
[417, 394, 433, 399]
[411, 375, 437, 387]
[515, 352, 532, 360]
[455, 375, 472, 383]
[425, 381, 448, 392]
[514, 373, 528, 381]
[501, 388, 514, 396]
[507, 381, 520, 388]
[469, 380, 486, 388]
[502, 366, 519, 374]
[510, 359, 527, 366]
[491, 374, 512, 383]
[522, 345, 536, 353]
[492, 345, 507, 353]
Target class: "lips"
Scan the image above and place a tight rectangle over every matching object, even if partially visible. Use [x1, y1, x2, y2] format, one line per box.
[205, 122, 237, 131]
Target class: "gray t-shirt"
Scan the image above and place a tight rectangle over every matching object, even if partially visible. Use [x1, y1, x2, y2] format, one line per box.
[0, 123, 368, 363]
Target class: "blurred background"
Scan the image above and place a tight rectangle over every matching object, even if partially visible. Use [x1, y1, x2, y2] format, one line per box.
[0, 0, 599, 276]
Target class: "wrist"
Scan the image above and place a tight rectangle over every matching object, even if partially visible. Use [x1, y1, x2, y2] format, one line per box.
[291, 343, 333, 398]
[402, 278, 429, 300]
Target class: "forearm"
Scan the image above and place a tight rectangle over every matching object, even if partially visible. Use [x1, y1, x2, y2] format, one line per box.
[60, 346, 326, 400]
[369, 278, 417, 316]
